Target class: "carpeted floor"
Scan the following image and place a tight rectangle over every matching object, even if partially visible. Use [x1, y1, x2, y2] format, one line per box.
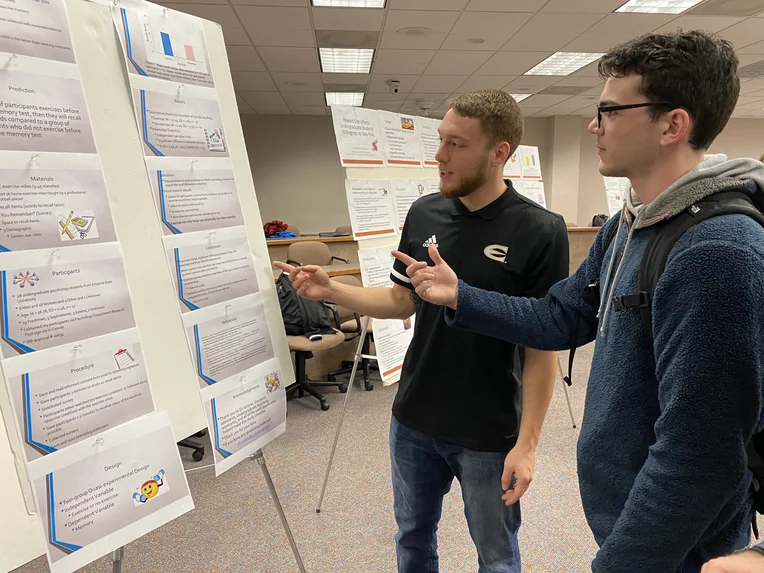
[14, 345, 598, 573]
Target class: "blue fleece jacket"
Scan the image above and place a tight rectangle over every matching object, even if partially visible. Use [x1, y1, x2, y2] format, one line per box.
[445, 156, 764, 572]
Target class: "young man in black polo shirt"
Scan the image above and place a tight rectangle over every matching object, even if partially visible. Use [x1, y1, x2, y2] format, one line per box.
[274, 90, 569, 573]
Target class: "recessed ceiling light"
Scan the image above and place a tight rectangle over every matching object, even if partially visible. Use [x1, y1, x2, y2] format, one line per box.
[397, 27, 433, 37]
[615, 0, 703, 14]
[510, 94, 532, 102]
[466, 38, 486, 44]
[312, 0, 385, 7]
[326, 92, 365, 106]
[319, 48, 374, 73]
[524, 52, 605, 76]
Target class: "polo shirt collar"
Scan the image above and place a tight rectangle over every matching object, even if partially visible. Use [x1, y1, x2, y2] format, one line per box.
[449, 181, 515, 220]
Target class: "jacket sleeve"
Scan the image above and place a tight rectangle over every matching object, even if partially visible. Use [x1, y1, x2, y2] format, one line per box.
[591, 239, 764, 572]
[443, 216, 618, 350]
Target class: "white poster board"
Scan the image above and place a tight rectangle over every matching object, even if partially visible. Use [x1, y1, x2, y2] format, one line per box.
[514, 180, 547, 209]
[603, 176, 629, 217]
[345, 179, 397, 240]
[378, 110, 424, 168]
[518, 145, 541, 179]
[330, 105, 385, 168]
[418, 117, 441, 168]
[503, 149, 522, 180]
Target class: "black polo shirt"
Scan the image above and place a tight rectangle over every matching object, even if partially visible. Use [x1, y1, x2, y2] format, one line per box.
[390, 182, 569, 452]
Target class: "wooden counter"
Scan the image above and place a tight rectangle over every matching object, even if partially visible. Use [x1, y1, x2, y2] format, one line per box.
[266, 236, 354, 246]
[273, 264, 361, 281]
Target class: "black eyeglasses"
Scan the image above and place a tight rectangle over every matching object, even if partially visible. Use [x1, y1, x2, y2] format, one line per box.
[596, 101, 674, 128]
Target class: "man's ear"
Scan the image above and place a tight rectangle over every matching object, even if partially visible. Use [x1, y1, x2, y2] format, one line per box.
[494, 141, 511, 167]
[660, 108, 692, 147]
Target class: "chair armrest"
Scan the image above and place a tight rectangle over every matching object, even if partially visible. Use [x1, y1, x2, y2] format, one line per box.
[323, 302, 341, 330]
[330, 256, 349, 264]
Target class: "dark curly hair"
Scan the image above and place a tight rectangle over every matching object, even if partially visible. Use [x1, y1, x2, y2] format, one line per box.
[598, 30, 739, 150]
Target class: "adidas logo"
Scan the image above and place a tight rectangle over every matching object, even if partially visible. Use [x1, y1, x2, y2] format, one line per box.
[422, 235, 437, 248]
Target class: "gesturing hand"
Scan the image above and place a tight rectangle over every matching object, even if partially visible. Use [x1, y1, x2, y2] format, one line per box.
[273, 261, 332, 301]
[701, 551, 764, 573]
[392, 244, 459, 309]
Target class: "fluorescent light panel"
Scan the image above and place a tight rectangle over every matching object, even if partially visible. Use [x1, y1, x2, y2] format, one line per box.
[510, 94, 532, 102]
[524, 52, 604, 76]
[312, 0, 385, 7]
[319, 48, 374, 73]
[615, 0, 703, 13]
[326, 92, 365, 106]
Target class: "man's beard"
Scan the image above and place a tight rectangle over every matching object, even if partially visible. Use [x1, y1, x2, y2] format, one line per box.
[440, 162, 488, 199]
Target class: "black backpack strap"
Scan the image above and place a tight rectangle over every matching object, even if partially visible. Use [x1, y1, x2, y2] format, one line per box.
[565, 219, 621, 385]
[634, 190, 764, 341]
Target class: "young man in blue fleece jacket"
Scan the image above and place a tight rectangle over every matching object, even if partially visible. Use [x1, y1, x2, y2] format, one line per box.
[394, 31, 764, 573]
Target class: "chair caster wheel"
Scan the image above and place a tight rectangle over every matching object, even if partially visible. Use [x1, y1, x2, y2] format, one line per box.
[365, 383, 374, 391]
[339, 384, 348, 393]
[192, 449, 204, 462]
[320, 402, 330, 411]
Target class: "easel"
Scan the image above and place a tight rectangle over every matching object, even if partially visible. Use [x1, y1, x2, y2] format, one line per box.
[110, 450, 307, 573]
[315, 317, 577, 512]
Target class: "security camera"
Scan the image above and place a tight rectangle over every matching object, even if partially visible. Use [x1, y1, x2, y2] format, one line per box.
[387, 79, 401, 95]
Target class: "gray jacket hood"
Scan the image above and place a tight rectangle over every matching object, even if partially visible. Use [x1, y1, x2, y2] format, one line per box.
[624, 154, 764, 229]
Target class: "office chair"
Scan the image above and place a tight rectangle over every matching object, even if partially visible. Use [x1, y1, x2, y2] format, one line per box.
[285, 223, 300, 236]
[287, 241, 348, 267]
[335, 225, 352, 235]
[326, 276, 376, 392]
[286, 328, 347, 411]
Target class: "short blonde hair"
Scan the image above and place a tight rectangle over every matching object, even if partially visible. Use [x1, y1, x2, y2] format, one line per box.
[449, 90, 524, 155]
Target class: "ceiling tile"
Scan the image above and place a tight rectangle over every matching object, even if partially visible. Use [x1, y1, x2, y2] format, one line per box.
[259, 47, 319, 73]
[253, 104, 291, 114]
[373, 49, 436, 74]
[389, 0, 469, 9]
[238, 91, 286, 105]
[584, 14, 678, 37]
[453, 75, 518, 92]
[372, 101, 404, 112]
[281, 92, 327, 106]
[505, 75, 564, 93]
[441, 11, 534, 51]
[161, 0, 227, 4]
[364, 93, 405, 105]
[271, 72, 324, 92]
[740, 77, 764, 93]
[519, 107, 545, 115]
[571, 61, 602, 77]
[412, 75, 468, 93]
[321, 73, 370, 84]
[582, 84, 606, 96]
[736, 95, 764, 106]
[225, 46, 266, 71]
[236, 95, 256, 114]
[404, 93, 452, 107]
[424, 51, 493, 75]
[368, 74, 420, 93]
[654, 15, 744, 33]
[739, 40, 764, 54]
[563, 34, 632, 52]
[718, 18, 764, 49]
[476, 51, 552, 75]
[230, 0, 305, 4]
[523, 12, 605, 36]
[734, 100, 764, 110]
[380, 31, 448, 50]
[522, 94, 573, 107]
[235, 6, 314, 47]
[312, 7, 385, 31]
[740, 54, 764, 67]
[385, 10, 460, 33]
[554, 76, 603, 87]
[543, 101, 593, 114]
[501, 33, 573, 52]
[289, 106, 328, 115]
[231, 71, 278, 91]
[164, 4, 251, 45]
[467, 0, 548, 11]
[541, 0, 628, 13]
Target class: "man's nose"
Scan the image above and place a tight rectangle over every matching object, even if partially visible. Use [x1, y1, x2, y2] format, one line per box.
[434, 142, 448, 164]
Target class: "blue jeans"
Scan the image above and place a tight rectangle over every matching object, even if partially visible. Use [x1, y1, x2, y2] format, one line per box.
[389, 416, 522, 573]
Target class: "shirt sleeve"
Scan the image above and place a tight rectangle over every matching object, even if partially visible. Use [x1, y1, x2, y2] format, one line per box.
[390, 211, 414, 290]
[523, 216, 570, 298]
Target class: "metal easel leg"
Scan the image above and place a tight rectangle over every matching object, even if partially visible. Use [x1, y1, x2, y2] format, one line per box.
[316, 316, 371, 514]
[557, 356, 577, 429]
[253, 450, 307, 573]
[111, 546, 125, 573]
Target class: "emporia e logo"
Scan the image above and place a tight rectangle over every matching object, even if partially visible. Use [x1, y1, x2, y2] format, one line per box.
[484, 244, 509, 263]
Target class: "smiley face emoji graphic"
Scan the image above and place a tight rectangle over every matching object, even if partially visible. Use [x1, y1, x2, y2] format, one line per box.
[141, 480, 159, 500]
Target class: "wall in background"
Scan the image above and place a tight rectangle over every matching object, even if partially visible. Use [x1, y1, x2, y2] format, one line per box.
[241, 114, 349, 235]
[242, 114, 764, 232]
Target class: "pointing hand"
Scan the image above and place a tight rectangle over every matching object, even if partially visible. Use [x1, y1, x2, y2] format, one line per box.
[392, 244, 459, 309]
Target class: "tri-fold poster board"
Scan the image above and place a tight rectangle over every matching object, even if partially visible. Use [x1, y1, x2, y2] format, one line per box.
[329, 106, 546, 384]
[0, 1, 292, 572]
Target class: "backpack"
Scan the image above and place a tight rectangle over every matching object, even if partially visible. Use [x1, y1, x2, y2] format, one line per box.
[566, 189, 764, 535]
[276, 272, 335, 340]
[591, 214, 609, 227]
